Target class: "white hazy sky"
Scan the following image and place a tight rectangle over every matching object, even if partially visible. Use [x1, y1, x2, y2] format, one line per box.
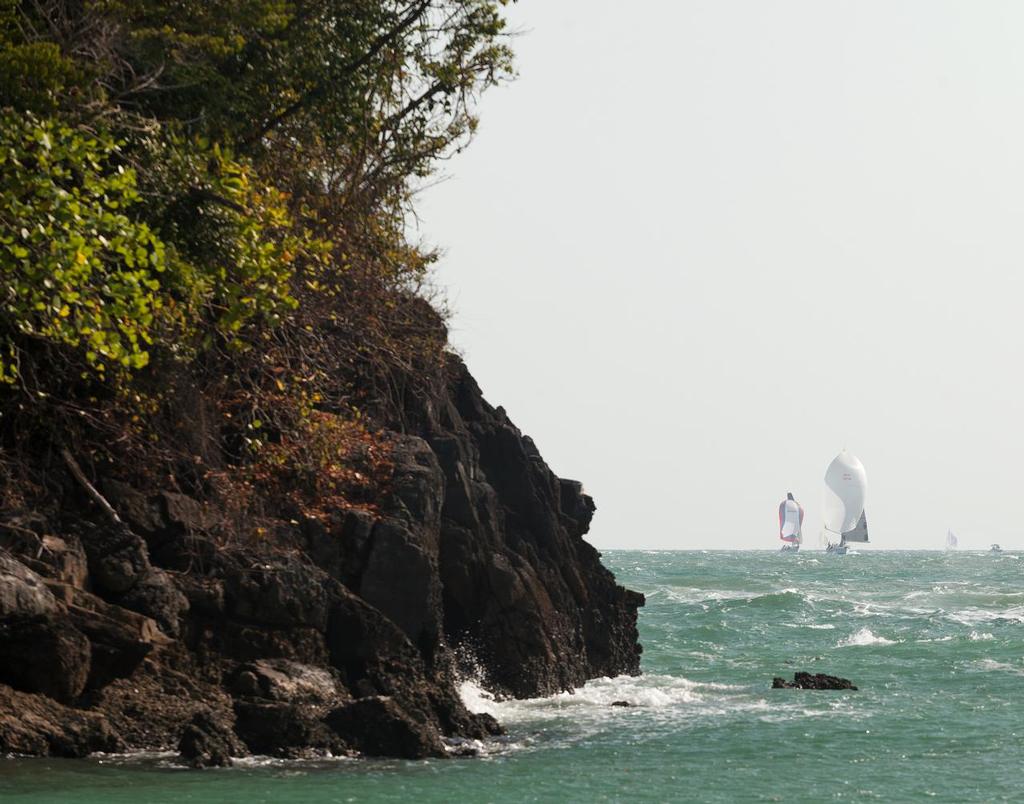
[417, 1, 1024, 550]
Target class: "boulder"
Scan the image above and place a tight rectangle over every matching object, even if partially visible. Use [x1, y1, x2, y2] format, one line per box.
[224, 557, 329, 630]
[160, 491, 218, 534]
[45, 584, 166, 688]
[80, 523, 151, 595]
[118, 568, 189, 636]
[232, 700, 342, 757]
[178, 709, 245, 768]
[0, 683, 123, 757]
[230, 659, 348, 707]
[175, 574, 224, 616]
[0, 551, 59, 619]
[325, 696, 445, 758]
[0, 615, 91, 703]
[0, 554, 91, 702]
[15, 535, 89, 589]
[772, 672, 858, 690]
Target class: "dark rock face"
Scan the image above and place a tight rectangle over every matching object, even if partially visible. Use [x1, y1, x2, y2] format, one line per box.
[425, 357, 644, 697]
[773, 672, 858, 690]
[178, 710, 245, 768]
[0, 555, 91, 702]
[325, 696, 446, 759]
[0, 355, 642, 760]
[118, 568, 190, 637]
[0, 684, 123, 757]
[232, 700, 342, 758]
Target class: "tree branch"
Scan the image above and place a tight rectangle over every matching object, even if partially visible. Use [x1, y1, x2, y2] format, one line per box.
[243, 0, 433, 146]
[61, 448, 125, 528]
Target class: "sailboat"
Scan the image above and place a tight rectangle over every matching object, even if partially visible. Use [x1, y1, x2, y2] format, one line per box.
[945, 530, 958, 551]
[778, 492, 804, 552]
[822, 450, 868, 555]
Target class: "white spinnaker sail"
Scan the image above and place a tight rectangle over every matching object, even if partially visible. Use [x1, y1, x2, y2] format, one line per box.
[843, 510, 869, 543]
[823, 450, 867, 540]
[779, 498, 803, 544]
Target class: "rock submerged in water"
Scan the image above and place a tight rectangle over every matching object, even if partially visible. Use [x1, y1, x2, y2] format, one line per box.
[772, 672, 857, 690]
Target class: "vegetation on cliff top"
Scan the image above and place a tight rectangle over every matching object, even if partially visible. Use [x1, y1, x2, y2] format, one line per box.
[0, 0, 513, 528]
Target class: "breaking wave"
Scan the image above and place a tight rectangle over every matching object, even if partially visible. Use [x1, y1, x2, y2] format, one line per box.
[837, 627, 898, 647]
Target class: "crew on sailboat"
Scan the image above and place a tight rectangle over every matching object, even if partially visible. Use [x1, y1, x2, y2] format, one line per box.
[822, 450, 869, 555]
[779, 492, 803, 552]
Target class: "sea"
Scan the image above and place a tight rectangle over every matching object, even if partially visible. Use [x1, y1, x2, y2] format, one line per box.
[3, 549, 1024, 802]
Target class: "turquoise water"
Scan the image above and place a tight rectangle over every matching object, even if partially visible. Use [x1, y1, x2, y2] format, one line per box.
[4, 550, 1024, 802]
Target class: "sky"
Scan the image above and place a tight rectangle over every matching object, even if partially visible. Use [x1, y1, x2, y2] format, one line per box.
[416, 0, 1024, 550]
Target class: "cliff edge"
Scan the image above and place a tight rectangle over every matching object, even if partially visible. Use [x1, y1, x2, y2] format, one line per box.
[0, 353, 642, 763]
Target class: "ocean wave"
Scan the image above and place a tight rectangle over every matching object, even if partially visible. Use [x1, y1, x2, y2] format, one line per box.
[837, 627, 898, 647]
[653, 586, 814, 609]
[970, 659, 1024, 675]
[653, 586, 748, 604]
[90, 751, 179, 767]
[459, 672, 741, 727]
[947, 605, 1024, 625]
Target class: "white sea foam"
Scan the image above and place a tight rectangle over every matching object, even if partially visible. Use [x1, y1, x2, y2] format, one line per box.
[91, 751, 178, 767]
[460, 673, 708, 720]
[458, 670, 754, 739]
[459, 678, 502, 717]
[968, 630, 994, 641]
[837, 627, 897, 647]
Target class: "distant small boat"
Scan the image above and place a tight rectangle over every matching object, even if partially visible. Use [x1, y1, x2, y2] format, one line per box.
[945, 530, 958, 551]
[779, 492, 803, 552]
[990, 543, 1003, 554]
[822, 450, 868, 555]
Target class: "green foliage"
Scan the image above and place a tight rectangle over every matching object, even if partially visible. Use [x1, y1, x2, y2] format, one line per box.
[0, 113, 170, 380]
[135, 135, 325, 344]
[0, 113, 323, 382]
[0, 1, 101, 113]
[0, 0, 513, 507]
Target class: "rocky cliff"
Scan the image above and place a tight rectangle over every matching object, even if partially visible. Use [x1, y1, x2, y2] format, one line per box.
[0, 354, 642, 763]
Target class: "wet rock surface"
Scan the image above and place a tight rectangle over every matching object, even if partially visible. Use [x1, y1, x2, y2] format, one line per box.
[0, 356, 642, 760]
